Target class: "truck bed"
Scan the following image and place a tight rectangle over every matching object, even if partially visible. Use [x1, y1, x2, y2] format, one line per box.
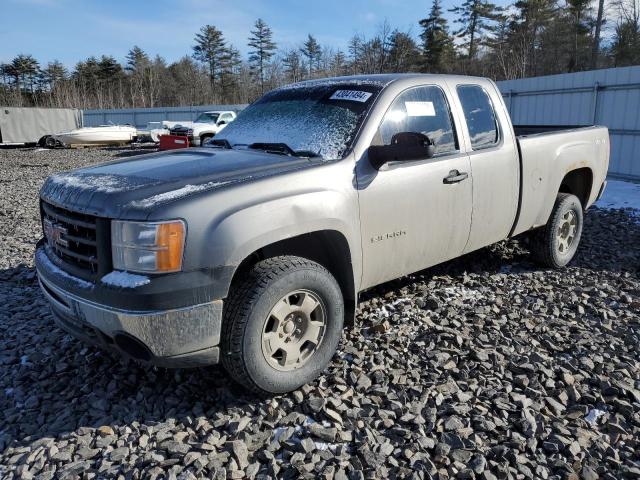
[513, 124, 591, 136]
[511, 125, 610, 237]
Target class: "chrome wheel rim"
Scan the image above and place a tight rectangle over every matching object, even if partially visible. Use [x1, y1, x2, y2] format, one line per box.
[557, 210, 578, 254]
[261, 290, 326, 371]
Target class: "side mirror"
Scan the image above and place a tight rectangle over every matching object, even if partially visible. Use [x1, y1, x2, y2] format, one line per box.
[368, 132, 435, 169]
[217, 120, 227, 126]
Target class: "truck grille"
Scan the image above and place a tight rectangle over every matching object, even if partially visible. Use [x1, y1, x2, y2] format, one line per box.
[41, 201, 104, 279]
[169, 127, 193, 139]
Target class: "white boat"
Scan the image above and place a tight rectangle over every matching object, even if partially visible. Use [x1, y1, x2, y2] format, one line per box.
[54, 125, 137, 145]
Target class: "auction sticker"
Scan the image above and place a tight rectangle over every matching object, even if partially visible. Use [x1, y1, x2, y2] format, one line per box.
[405, 101, 436, 117]
[330, 90, 372, 102]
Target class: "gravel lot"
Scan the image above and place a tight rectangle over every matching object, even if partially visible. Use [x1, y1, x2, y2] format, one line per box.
[1, 147, 639, 480]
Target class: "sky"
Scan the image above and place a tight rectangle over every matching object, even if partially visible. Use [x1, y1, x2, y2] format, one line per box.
[0, 0, 508, 68]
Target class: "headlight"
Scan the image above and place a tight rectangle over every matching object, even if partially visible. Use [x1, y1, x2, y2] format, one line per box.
[111, 220, 185, 273]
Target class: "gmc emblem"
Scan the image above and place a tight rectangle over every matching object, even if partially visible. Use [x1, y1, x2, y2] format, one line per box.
[44, 219, 69, 248]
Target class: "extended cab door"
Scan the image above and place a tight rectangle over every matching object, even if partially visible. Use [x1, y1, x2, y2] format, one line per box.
[449, 82, 520, 253]
[357, 84, 473, 289]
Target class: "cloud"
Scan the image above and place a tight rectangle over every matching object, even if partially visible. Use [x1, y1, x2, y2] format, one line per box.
[360, 12, 376, 23]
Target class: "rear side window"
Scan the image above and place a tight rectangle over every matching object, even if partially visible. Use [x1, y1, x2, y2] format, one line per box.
[378, 85, 457, 155]
[457, 85, 499, 150]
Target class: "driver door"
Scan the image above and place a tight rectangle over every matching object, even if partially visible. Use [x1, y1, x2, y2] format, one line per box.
[357, 84, 473, 289]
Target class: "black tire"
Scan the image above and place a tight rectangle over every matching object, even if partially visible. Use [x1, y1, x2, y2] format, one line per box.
[221, 256, 344, 394]
[200, 134, 214, 145]
[45, 136, 57, 148]
[530, 193, 583, 268]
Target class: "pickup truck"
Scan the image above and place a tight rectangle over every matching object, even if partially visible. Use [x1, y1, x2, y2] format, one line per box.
[35, 74, 609, 394]
[169, 110, 237, 146]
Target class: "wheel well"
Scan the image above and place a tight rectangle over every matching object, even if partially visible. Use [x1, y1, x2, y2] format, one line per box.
[559, 167, 593, 207]
[231, 231, 356, 324]
[200, 133, 214, 140]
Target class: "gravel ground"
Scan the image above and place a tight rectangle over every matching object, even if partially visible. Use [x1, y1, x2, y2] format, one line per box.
[1, 147, 639, 480]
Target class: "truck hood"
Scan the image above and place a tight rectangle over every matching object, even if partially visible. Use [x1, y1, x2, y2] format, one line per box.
[40, 148, 321, 218]
[172, 121, 194, 129]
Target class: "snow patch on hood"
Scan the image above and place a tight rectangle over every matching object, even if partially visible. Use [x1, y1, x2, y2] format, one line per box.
[36, 248, 93, 289]
[48, 173, 140, 193]
[129, 180, 231, 208]
[101, 271, 150, 288]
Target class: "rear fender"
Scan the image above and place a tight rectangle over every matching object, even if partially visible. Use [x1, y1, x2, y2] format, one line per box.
[532, 142, 596, 227]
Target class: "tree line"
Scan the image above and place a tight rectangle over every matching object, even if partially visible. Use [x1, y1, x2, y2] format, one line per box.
[1, 0, 639, 110]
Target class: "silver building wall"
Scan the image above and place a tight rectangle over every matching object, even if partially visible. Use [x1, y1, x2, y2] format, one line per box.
[497, 66, 640, 180]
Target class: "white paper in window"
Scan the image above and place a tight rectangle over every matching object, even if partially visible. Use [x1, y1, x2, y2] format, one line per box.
[405, 101, 436, 117]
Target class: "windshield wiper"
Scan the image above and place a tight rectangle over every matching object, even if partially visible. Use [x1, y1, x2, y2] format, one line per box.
[248, 142, 319, 158]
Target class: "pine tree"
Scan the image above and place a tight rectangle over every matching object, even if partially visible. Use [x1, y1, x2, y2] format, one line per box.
[510, 0, 557, 76]
[220, 45, 242, 101]
[97, 55, 123, 81]
[283, 49, 303, 82]
[192, 25, 227, 91]
[330, 50, 348, 76]
[41, 61, 67, 89]
[9, 54, 40, 92]
[74, 57, 100, 85]
[348, 34, 364, 73]
[449, 0, 502, 60]
[612, 20, 640, 65]
[387, 31, 420, 72]
[300, 34, 322, 77]
[420, 0, 456, 72]
[611, 0, 640, 66]
[591, 0, 606, 68]
[125, 46, 150, 72]
[248, 18, 277, 94]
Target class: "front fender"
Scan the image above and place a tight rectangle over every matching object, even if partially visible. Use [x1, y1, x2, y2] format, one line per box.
[194, 127, 216, 137]
[203, 189, 360, 299]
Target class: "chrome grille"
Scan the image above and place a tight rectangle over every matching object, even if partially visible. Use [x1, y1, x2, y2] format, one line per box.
[42, 201, 100, 276]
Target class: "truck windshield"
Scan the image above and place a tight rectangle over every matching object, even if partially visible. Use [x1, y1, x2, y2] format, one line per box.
[215, 83, 383, 160]
[195, 113, 220, 123]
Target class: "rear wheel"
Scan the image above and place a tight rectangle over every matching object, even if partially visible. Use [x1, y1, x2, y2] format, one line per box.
[530, 193, 583, 268]
[221, 256, 344, 394]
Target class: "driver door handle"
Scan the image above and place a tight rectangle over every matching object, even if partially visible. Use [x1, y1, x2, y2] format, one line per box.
[443, 170, 469, 184]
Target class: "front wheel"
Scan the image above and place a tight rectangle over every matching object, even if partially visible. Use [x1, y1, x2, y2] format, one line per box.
[529, 193, 583, 268]
[221, 256, 344, 394]
[200, 134, 214, 145]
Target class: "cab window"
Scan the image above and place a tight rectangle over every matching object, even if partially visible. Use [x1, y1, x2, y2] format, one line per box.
[457, 85, 499, 149]
[377, 85, 457, 155]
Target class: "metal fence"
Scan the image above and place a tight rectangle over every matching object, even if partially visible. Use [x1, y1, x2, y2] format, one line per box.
[83, 104, 248, 130]
[497, 65, 640, 180]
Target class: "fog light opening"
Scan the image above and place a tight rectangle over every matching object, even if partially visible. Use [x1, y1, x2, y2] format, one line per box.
[114, 333, 152, 361]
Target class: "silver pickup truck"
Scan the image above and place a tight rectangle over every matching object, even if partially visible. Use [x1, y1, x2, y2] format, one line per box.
[35, 74, 609, 394]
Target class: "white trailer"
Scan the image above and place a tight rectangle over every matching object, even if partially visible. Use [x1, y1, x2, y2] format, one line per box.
[0, 107, 82, 145]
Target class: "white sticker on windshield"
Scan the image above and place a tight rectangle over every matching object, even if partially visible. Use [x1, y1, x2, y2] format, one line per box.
[405, 101, 436, 117]
[330, 90, 372, 102]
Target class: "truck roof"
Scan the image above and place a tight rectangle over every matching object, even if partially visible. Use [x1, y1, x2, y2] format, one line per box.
[284, 73, 491, 90]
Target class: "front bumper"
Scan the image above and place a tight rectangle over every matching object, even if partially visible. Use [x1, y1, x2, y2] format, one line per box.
[35, 249, 223, 368]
